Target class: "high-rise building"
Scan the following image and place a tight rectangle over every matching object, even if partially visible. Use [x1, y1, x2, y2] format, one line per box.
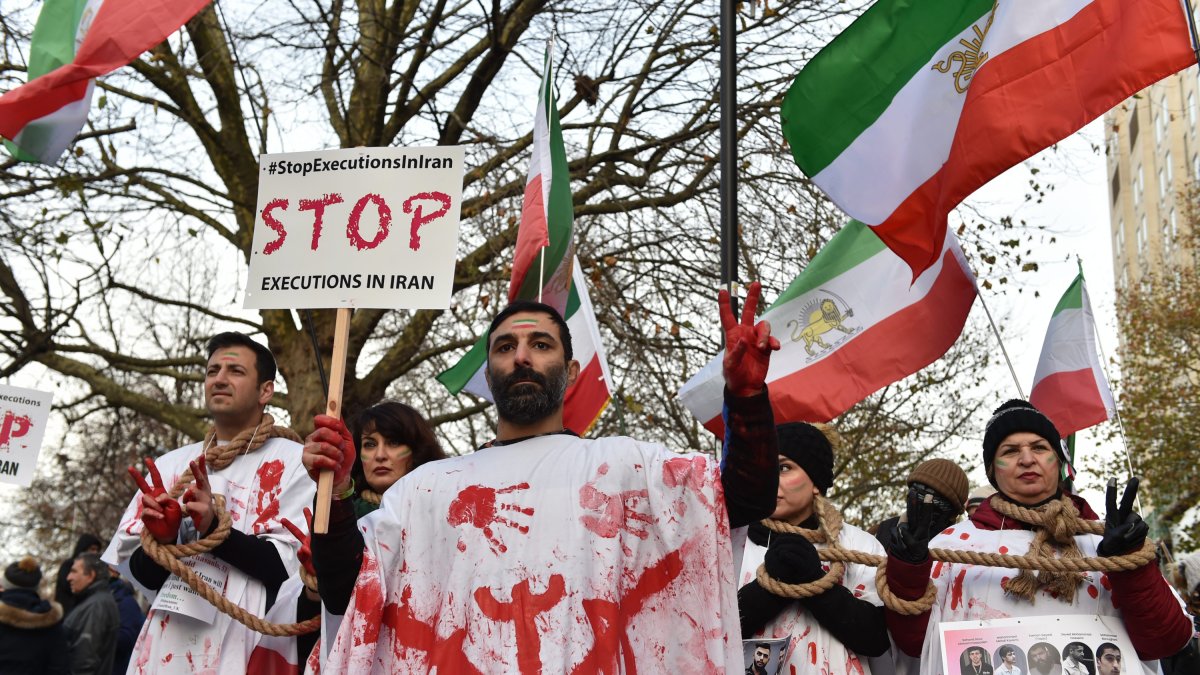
[1105, 64, 1198, 292]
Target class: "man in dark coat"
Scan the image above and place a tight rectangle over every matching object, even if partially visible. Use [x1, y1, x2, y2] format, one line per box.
[0, 556, 69, 674]
[64, 553, 119, 674]
[54, 534, 102, 617]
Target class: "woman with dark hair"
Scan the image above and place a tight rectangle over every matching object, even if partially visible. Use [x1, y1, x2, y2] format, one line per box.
[883, 399, 1192, 675]
[347, 401, 445, 517]
[249, 400, 445, 671]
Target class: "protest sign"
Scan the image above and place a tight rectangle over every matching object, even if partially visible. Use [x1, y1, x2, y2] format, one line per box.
[0, 384, 52, 487]
[941, 614, 1142, 675]
[245, 146, 465, 310]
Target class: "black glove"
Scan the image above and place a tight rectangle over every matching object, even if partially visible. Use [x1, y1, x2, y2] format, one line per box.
[1098, 477, 1149, 557]
[890, 494, 934, 564]
[764, 532, 824, 584]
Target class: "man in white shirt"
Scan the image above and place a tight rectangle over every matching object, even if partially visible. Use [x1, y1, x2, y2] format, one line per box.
[995, 646, 1022, 675]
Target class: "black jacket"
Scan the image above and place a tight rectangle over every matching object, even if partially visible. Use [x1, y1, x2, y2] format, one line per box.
[0, 588, 69, 675]
[63, 579, 119, 675]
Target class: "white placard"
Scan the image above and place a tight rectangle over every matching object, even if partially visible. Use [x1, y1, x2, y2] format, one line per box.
[0, 384, 52, 487]
[245, 146, 465, 309]
[941, 614, 1145, 675]
[150, 553, 243, 625]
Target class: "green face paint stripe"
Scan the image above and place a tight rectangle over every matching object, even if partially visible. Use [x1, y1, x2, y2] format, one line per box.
[994, 460, 1008, 468]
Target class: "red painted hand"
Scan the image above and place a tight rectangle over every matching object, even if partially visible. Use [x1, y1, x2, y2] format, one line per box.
[302, 414, 356, 493]
[281, 507, 315, 576]
[719, 281, 780, 397]
[127, 457, 183, 544]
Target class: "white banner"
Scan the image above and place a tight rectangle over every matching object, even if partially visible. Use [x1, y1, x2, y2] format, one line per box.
[941, 614, 1144, 675]
[0, 384, 52, 487]
[245, 146, 465, 309]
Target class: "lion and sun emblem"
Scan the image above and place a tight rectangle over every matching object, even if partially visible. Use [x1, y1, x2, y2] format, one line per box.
[787, 292, 859, 358]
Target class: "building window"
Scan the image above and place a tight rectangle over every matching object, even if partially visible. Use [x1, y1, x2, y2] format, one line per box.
[1130, 105, 1140, 148]
[1133, 164, 1143, 209]
[1116, 221, 1125, 256]
[1137, 214, 1148, 259]
[1155, 94, 1168, 147]
[1165, 150, 1174, 199]
[1111, 168, 1121, 204]
[1189, 91, 1197, 128]
[1159, 166, 1167, 203]
[1165, 208, 1176, 259]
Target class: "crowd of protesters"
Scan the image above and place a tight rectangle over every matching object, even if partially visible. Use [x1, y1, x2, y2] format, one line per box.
[2, 294, 1197, 673]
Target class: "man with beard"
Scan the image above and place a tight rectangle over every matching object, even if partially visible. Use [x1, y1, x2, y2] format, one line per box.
[748, 643, 773, 675]
[307, 287, 781, 672]
[1062, 644, 1091, 675]
[1028, 642, 1061, 675]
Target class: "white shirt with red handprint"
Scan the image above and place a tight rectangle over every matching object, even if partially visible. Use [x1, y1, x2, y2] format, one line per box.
[103, 437, 314, 675]
[322, 433, 741, 673]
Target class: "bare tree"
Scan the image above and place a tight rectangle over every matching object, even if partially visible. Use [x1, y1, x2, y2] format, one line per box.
[0, 0, 1045, 554]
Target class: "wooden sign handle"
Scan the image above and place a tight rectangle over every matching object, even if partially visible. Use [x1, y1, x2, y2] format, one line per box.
[313, 307, 352, 534]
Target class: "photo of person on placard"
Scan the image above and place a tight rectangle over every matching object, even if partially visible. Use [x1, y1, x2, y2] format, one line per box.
[993, 645, 1025, 675]
[1095, 643, 1122, 675]
[1028, 642, 1062, 675]
[962, 646, 995, 675]
[1061, 642, 1094, 675]
[742, 637, 790, 675]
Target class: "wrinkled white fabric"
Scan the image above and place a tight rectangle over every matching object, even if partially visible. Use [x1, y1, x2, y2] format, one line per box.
[103, 438, 313, 674]
[323, 434, 740, 673]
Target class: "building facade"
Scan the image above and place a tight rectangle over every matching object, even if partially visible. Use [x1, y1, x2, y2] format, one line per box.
[1105, 64, 1199, 291]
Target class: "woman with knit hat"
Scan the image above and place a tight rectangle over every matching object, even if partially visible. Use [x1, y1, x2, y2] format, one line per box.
[736, 421, 891, 674]
[883, 399, 1192, 675]
[0, 556, 69, 674]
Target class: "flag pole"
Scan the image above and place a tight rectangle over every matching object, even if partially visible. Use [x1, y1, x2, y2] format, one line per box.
[1087, 281, 1145, 513]
[719, 0, 739, 317]
[970, 273, 1026, 399]
[1180, 0, 1200, 65]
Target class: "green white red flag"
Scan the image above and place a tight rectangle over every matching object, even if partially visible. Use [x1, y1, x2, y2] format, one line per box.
[437, 47, 612, 434]
[1028, 270, 1114, 437]
[0, 0, 211, 164]
[678, 220, 976, 436]
[782, 0, 1195, 277]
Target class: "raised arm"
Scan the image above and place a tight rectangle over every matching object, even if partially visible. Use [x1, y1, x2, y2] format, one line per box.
[718, 282, 780, 529]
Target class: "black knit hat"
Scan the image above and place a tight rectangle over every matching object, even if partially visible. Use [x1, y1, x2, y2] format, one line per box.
[4, 556, 42, 589]
[776, 422, 835, 494]
[982, 399, 1064, 487]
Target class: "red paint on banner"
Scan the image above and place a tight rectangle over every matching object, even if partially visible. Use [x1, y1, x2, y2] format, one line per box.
[299, 193, 344, 250]
[251, 460, 285, 533]
[262, 198, 289, 254]
[402, 191, 452, 251]
[808, 642, 817, 664]
[950, 569, 967, 609]
[380, 586, 481, 674]
[1088, 584, 1099, 599]
[447, 482, 534, 554]
[347, 193, 392, 250]
[474, 575, 567, 675]
[571, 549, 685, 674]
[580, 464, 654, 544]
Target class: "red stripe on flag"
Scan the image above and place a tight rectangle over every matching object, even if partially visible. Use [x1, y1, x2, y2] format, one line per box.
[1029, 367, 1109, 437]
[0, 0, 212, 140]
[872, 0, 1195, 275]
[563, 356, 609, 435]
[509, 174, 549, 301]
[702, 248, 974, 435]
